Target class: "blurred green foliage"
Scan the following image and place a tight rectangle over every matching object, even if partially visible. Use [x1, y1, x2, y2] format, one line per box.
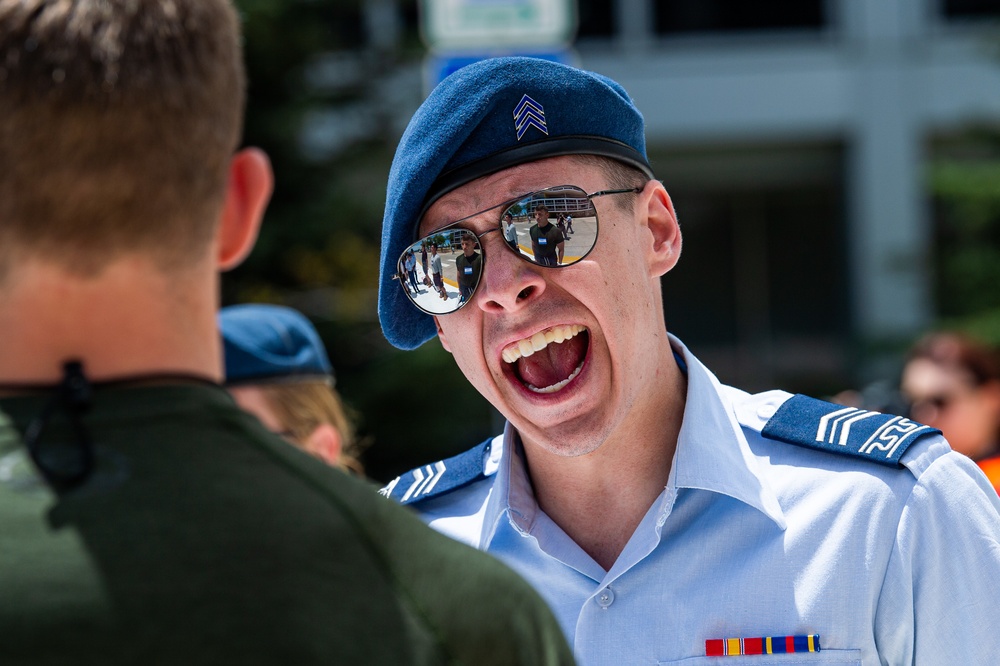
[929, 133, 1000, 348]
[227, 0, 497, 482]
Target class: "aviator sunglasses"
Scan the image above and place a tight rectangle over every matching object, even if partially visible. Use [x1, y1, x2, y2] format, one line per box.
[395, 184, 641, 316]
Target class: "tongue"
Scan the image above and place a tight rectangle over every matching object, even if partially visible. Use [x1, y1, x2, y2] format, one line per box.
[516, 332, 587, 389]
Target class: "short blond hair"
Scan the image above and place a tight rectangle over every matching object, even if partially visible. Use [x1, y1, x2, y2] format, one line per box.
[0, 0, 245, 275]
[257, 381, 364, 476]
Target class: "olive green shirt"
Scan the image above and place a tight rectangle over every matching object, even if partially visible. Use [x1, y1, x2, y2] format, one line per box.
[0, 384, 574, 666]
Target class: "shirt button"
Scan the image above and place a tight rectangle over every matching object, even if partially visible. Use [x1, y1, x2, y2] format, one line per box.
[757, 403, 777, 419]
[596, 587, 615, 609]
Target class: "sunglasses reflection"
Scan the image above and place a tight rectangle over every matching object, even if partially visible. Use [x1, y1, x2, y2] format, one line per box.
[399, 186, 603, 315]
[400, 240, 482, 314]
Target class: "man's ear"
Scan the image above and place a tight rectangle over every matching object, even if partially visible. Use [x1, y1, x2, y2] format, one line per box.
[217, 148, 274, 271]
[641, 181, 682, 278]
[304, 423, 342, 467]
[434, 316, 453, 353]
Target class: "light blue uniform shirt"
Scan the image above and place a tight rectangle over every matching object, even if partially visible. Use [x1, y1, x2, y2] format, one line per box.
[399, 337, 1000, 665]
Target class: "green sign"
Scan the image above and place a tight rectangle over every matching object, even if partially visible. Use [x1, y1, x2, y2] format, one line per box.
[420, 0, 576, 50]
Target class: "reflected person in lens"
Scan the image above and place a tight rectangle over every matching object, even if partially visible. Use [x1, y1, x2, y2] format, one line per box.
[429, 244, 447, 300]
[457, 233, 483, 304]
[529, 203, 563, 266]
[503, 212, 519, 250]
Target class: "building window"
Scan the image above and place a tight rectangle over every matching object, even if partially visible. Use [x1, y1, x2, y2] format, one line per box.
[652, 143, 847, 393]
[943, 0, 1000, 18]
[577, 0, 616, 38]
[655, 0, 825, 35]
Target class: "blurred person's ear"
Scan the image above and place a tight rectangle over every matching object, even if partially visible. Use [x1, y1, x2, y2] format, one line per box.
[305, 423, 343, 467]
[217, 148, 273, 271]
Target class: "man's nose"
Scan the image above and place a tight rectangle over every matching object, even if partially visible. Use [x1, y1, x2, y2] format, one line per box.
[476, 233, 545, 314]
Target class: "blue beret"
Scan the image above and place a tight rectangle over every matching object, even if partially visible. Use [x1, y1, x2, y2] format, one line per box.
[219, 304, 333, 386]
[378, 56, 654, 350]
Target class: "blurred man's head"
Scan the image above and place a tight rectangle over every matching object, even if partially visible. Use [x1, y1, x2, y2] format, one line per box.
[0, 0, 246, 276]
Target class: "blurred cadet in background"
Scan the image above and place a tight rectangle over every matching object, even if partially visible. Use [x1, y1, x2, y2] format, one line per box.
[0, 2, 574, 663]
[220, 303, 364, 475]
[377, 56, 1000, 665]
[901, 332, 1000, 491]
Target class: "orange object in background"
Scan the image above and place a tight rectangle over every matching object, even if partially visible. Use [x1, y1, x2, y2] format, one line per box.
[979, 456, 1000, 495]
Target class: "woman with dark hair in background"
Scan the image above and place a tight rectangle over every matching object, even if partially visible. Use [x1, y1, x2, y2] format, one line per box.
[901, 331, 1000, 492]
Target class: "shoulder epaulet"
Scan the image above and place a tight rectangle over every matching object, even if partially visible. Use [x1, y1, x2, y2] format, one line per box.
[760, 394, 940, 467]
[378, 437, 494, 505]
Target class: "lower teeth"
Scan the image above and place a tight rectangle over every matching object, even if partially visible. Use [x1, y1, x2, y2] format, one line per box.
[526, 361, 584, 394]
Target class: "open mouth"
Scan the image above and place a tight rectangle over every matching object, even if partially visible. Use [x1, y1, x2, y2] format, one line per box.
[501, 324, 590, 394]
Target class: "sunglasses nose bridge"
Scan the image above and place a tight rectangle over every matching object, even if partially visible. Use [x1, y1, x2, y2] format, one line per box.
[477, 227, 501, 242]
[473, 231, 546, 313]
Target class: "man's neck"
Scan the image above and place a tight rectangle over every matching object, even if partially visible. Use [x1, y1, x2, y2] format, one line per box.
[520, 349, 687, 571]
[0, 255, 222, 385]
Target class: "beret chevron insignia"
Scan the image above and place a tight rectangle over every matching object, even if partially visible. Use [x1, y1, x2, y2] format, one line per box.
[513, 94, 548, 140]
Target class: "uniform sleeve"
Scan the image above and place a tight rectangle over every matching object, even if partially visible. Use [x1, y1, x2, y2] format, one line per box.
[875, 451, 1000, 664]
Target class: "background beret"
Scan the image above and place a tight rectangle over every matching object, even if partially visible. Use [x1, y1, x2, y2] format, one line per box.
[219, 304, 333, 386]
[378, 56, 654, 350]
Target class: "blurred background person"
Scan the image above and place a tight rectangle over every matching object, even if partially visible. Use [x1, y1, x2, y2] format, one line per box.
[220, 304, 364, 475]
[901, 331, 1000, 491]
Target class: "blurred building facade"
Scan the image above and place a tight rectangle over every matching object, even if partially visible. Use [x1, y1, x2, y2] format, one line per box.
[564, 0, 1000, 392]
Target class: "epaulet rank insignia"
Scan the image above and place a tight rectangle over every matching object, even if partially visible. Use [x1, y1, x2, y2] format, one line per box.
[761, 394, 940, 467]
[378, 438, 492, 505]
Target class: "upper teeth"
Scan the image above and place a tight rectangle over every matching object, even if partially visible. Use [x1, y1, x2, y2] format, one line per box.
[501, 324, 586, 364]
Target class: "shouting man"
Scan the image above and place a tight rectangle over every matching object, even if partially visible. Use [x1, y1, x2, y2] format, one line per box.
[379, 57, 1000, 665]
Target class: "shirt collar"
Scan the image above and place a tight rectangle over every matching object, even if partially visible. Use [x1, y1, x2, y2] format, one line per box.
[481, 421, 532, 546]
[480, 334, 786, 547]
[669, 335, 786, 529]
